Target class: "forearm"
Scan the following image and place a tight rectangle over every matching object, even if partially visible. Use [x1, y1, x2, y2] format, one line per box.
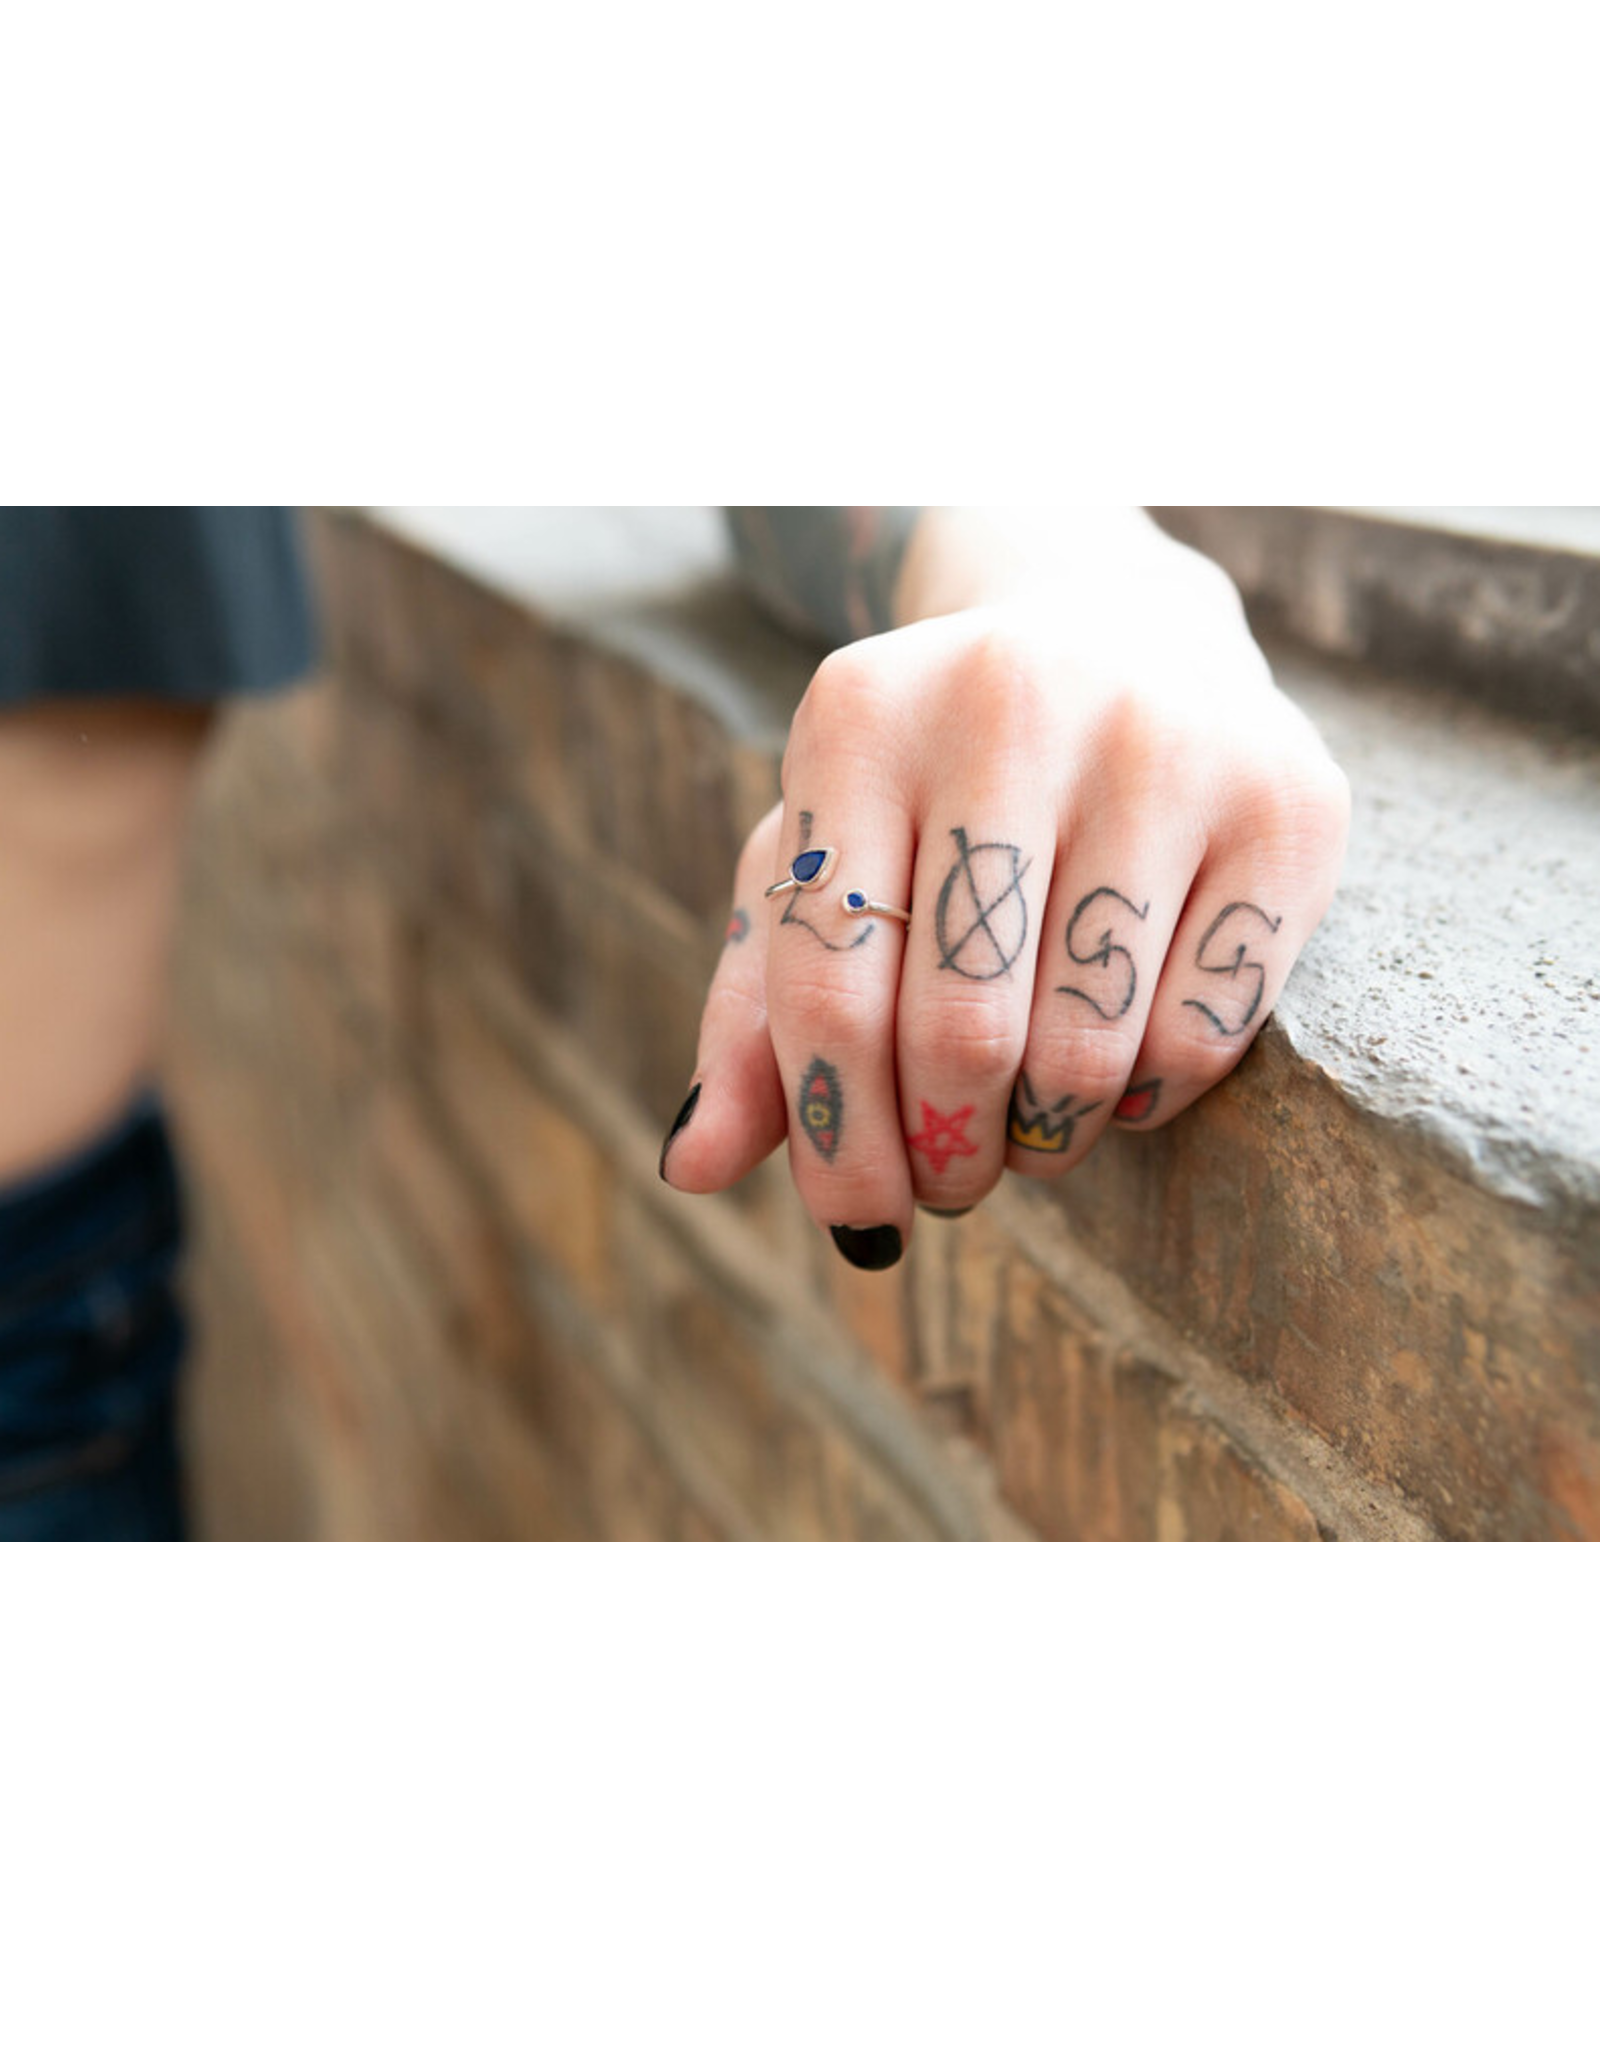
[726, 506, 1178, 647]
[893, 506, 1171, 625]
[724, 508, 923, 646]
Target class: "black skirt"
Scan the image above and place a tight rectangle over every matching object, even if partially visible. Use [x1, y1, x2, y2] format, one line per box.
[0, 507, 316, 706]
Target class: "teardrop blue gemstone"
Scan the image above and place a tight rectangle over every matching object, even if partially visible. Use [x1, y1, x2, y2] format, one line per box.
[791, 849, 827, 884]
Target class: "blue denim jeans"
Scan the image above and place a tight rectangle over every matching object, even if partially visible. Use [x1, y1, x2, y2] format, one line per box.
[0, 1094, 188, 1541]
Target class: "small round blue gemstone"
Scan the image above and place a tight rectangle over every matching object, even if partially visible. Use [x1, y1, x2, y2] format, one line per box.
[791, 849, 827, 884]
[846, 891, 867, 911]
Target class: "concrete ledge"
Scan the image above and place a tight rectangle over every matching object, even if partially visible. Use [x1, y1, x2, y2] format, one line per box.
[1152, 505, 1600, 739]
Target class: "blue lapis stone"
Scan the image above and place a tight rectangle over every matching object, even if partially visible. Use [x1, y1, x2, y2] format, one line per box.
[845, 890, 868, 912]
[791, 848, 828, 885]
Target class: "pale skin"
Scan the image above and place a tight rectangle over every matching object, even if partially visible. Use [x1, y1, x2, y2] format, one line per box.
[0, 700, 211, 1182]
[663, 509, 1351, 1268]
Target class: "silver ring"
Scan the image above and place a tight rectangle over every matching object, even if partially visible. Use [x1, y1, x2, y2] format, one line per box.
[764, 846, 839, 898]
[841, 888, 910, 926]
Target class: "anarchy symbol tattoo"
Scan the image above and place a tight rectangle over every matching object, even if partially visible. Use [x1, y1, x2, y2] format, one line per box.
[934, 828, 1032, 981]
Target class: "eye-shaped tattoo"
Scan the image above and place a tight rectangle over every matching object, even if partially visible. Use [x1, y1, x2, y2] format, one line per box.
[798, 1055, 843, 1159]
[1056, 887, 1150, 1019]
[934, 827, 1032, 980]
[1183, 902, 1282, 1037]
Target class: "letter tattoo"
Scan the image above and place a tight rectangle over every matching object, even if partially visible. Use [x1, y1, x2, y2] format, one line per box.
[1183, 902, 1283, 1037]
[1057, 887, 1150, 1019]
[934, 828, 1032, 980]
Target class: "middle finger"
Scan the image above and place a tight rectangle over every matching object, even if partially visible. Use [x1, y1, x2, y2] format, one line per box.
[895, 803, 1055, 1210]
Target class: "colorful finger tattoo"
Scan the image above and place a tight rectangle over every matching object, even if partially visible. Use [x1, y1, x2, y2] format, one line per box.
[1007, 1074, 1104, 1155]
[1057, 886, 1150, 1019]
[1183, 902, 1282, 1037]
[799, 1056, 844, 1160]
[724, 907, 750, 945]
[907, 1100, 980, 1175]
[934, 827, 1032, 981]
[1113, 1077, 1163, 1124]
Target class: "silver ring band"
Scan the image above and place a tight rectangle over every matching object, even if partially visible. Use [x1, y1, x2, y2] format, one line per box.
[841, 889, 910, 925]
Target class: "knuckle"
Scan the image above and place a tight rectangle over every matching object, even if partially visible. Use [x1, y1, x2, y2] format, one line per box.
[1158, 1009, 1258, 1086]
[795, 1149, 897, 1201]
[702, 977, 768, 1039]
[797, 648, 897, 739]
[910, 993, 1028, 1086]
[1220, 743, 1351, 866]
[1043, 1026, 1138, 1100]
[946, 622, 1054, 750]
[1093, 691, 1213, 811]
[775, 967, 883, 1051]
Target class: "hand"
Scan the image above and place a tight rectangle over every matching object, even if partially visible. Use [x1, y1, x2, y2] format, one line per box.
[661, 515, 1350, 1270]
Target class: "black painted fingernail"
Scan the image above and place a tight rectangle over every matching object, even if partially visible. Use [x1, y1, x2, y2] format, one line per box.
[830, 1224, 904, 1271]
[659, 1083, 702, 1181]
[918, 1204, 973, 1220]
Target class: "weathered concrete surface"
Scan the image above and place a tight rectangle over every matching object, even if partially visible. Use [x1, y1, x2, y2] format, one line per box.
[1152, 505, 1600, 738]
[1276, 648, 1600, 1212]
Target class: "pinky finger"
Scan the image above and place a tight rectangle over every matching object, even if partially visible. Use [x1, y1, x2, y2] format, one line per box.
[659, 805, 789, 1193]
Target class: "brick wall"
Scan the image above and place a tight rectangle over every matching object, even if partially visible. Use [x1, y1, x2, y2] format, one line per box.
[166, 510, 1600, 1540]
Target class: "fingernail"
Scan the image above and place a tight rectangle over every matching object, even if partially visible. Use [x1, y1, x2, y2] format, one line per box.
[830, 1224, 904, 1271]
[918, 1204, 973, 1220]
[659, 1082, 702, 1181]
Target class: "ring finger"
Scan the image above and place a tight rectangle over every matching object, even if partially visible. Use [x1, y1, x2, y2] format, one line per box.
[1006, 823, 1198, 1175]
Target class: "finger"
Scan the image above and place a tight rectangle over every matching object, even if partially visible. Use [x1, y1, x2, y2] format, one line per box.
[1005, 831, 1195, 1176]
[659, 804, 788, 1193]
[765, 782, 916, 1269]
[895, 804, 1055, 1211]
[1121, 781, 1346, 1128]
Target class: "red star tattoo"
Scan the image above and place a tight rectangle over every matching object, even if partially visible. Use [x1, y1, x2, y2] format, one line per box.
[907, 1100, 979, 1175]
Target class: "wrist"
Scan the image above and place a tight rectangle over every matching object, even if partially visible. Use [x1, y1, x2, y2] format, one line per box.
[893, 507, 1170, 626]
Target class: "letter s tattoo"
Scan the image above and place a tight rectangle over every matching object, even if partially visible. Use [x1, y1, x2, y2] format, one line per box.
[1057, 887, 1150, 1019]
[1182, 901, 1283, 1037]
